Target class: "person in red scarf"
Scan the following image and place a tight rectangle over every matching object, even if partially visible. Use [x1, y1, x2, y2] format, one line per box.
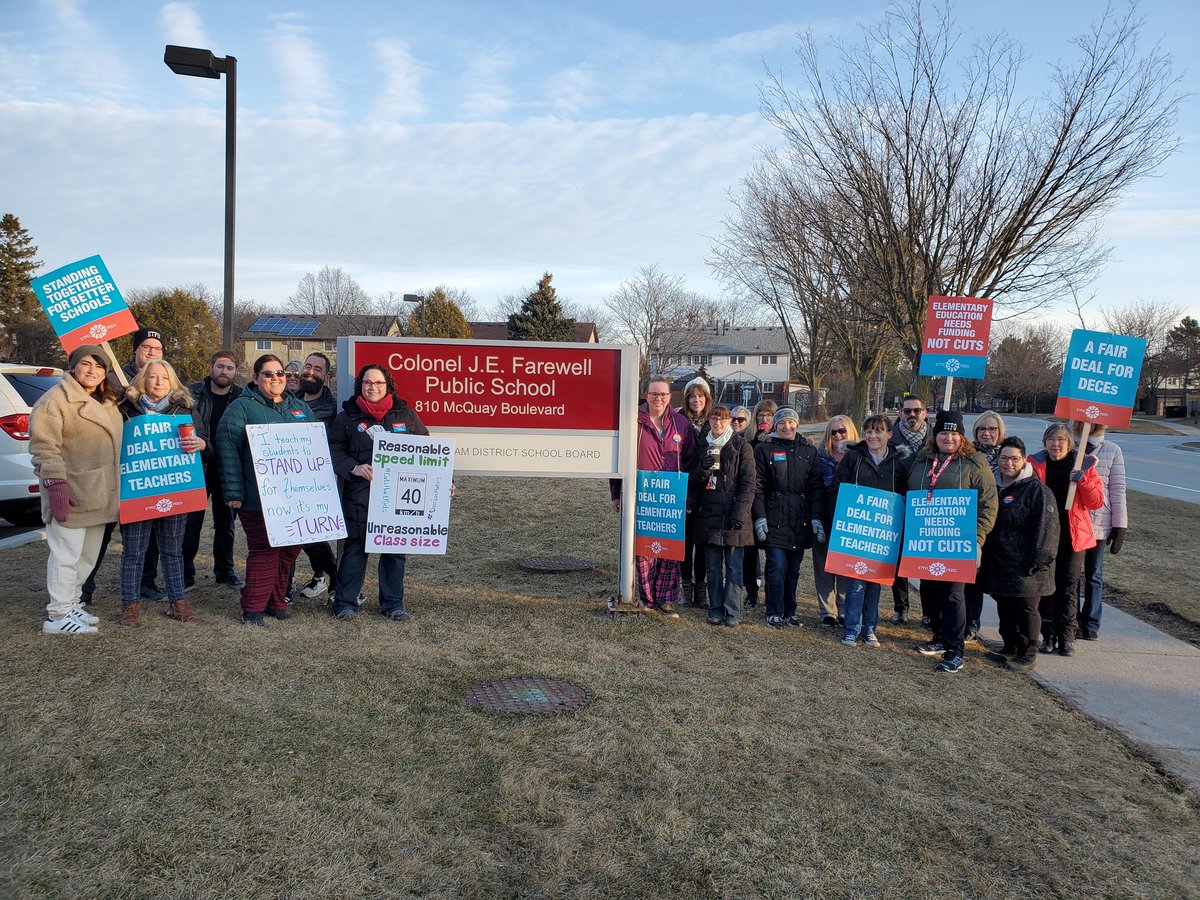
[328, 364, 429, 621]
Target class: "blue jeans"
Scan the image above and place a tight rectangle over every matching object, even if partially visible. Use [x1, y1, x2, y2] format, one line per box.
[705, 545, 745, 621]
[765, 547, 804, 619]
[811, 540, 847, 620]
[1078, 541, 1105, 633]
[843, 579, 882, 639]
[333, 536, 407, 614]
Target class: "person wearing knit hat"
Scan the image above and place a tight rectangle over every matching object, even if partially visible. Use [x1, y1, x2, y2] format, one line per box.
[751, 403, 828, 628]
[28, 343, 123, 634]
[678, 376, 714, 607]
[122, 328, 164, 381]
[931, 409, 965, 435]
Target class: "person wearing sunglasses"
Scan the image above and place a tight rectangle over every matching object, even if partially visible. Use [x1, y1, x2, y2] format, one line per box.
[812, 415, 859, 627]
[729, 406, 752, 437]
[887, 395, 930, 625]
[216, 354, 316, 625]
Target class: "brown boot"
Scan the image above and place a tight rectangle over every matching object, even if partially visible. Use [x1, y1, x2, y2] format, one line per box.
[167, 599, 198, 622]
[119, 602, 141, 627]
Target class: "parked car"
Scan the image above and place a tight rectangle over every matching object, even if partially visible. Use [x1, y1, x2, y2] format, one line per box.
[0, 362, 63, 526]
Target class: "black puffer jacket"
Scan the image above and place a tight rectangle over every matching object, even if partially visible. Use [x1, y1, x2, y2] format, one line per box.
[752, 434, 826, 550]
[689, 432, 755, 547]
[328, 396, 428, 540]
[980, 464, 1059, 598]
[833, 440, 912, 496]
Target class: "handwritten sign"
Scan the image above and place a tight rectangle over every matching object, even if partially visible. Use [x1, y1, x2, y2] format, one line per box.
[366, 433, 455, 555]
[1054, 329, 1147, 429]
[824, 485, 904, 585]
[29, 254, 139, 353]
[898, 490, 977, 583]
[247, 422, 347, 547]
[634, 470, 687, 560]
[918, 296, 994, 379]
[118, 415, 207, 523]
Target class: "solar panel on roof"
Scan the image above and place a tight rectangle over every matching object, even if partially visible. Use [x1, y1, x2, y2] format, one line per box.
[248, 316, 273, 333]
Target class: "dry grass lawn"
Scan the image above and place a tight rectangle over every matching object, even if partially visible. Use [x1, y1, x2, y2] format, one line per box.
[2, 477, 1199, 898]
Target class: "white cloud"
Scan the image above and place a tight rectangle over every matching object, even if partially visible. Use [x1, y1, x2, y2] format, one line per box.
[371, 38, 427, 121]
[158, 2, 210, 50]
[38, 0, 131, 101]
[459, 47, 514, 120]
[267, 15, 333, 117]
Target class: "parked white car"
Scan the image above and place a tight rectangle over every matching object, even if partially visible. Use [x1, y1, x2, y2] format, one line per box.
[0, 362, 63, 526]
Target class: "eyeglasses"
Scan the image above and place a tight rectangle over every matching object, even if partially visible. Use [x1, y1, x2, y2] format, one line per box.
[259, 370, 286, 379]
[731, 416, 748, 423]
[646, 392, 671, 398]
[830, 428, 847, 435]
[362, 380, 387, 387]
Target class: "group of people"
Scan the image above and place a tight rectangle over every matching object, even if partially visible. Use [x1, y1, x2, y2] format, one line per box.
[29, 330, 427, 632]
[624, 377, 1128, 674]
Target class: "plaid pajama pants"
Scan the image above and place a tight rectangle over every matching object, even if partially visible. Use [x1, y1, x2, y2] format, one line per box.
[636, 555, 681, 608]
[238, 510, 302, 615]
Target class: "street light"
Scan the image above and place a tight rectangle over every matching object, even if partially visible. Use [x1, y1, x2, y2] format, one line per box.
[403, 293, 425, 336]
[164, 44, 237, 351]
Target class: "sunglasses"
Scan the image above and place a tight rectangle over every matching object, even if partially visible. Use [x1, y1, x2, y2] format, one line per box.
[731, 416, 748, 423]
[902, 409, 924, 416]
[830, 428, 847, 435]
[259, 370, 287, 378]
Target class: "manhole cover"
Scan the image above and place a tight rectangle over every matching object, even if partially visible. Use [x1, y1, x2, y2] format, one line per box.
[519, 557, 594, 574]
[465, 676, 592, 716]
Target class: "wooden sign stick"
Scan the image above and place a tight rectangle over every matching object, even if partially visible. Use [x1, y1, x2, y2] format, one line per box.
[1064, 421, 1092, 511]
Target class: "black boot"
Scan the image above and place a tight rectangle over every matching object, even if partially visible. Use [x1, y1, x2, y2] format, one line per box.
[694, 582, 707, 609]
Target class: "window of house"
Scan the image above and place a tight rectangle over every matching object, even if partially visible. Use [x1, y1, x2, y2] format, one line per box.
[256, 339, 272, 350]
[285, 340, 304, 353]
[729, 354, 746, 365]
[324, 340, 336, 352]
[761, 354, 778, 365]
[690, 354, 712, 366]
[761, 382, 776, 393]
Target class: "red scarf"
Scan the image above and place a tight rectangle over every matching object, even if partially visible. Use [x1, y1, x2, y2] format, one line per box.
[355, 393, 394, 423]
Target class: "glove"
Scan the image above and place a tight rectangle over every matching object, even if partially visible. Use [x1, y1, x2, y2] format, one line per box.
[811, 520, 826, 544]
[1069, 468, 1086, 484]
[1107, 527, 1126, 555]
[754, 518, 768, 542]
[45, 479, 77, 524]
[732, 519, 743, 530]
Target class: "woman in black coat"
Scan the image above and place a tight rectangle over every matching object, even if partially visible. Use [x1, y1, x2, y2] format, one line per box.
[328, 365, 428, 620]
[689, 406, 756, 627]
[980, 437, 1059, 671]
[752, 407, 827, 628]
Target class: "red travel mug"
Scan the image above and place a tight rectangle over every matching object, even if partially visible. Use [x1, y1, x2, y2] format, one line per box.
[178, 422, 196, 451]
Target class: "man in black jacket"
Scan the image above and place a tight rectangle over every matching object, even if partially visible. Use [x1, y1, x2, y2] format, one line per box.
[182, 350, 245, 589]
[291, 352, 339, 600]
[887, 394, 929, 624]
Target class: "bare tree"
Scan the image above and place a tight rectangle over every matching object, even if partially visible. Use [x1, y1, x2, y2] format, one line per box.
[753, 1, 1182, 396]
[289, 266, 372, 317]
[983, 321, 1066, 413]
[605, 266, 717, 383]
[1103, 298, 1186, 409]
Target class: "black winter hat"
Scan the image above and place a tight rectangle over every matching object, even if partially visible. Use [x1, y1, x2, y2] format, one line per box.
[131, 328, 163, 350]
[932, 409, 965, 434]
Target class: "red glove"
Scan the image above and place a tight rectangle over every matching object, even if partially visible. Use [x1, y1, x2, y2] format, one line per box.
[44, 480, 78, 524]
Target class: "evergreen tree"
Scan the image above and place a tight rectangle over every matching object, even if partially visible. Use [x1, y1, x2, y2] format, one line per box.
[0, 213, 60, 364]
[114, 286, 221, 383]
[507, 272, 576, 342]
[404, 288, 474, 339]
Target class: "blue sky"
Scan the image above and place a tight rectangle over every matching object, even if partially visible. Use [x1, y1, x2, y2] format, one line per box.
[2, 0, 1197, 323]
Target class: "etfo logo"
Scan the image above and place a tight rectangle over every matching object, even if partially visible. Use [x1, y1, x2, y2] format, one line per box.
[650, 540, 664, 555]
[853, 561, 869, 576]
[943, 358, 961, 373]
[927, 561, 947, 577]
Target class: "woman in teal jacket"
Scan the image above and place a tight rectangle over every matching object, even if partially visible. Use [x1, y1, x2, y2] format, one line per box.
[216, 354, 315, 625]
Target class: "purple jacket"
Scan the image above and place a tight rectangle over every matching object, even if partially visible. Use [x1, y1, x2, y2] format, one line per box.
[610, 407, 698, 500]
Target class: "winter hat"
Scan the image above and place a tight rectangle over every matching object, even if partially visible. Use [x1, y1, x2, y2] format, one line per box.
[772, 407, 800, 427]
[932, 409, 965, 435]
[67, 345, 109, 371]
[131, 327, 164, 350]
[683, 376, 712, 399]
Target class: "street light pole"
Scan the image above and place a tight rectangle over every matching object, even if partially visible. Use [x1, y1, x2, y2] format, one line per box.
[403, 293, 425, 336]
[164, 45, 237, 351]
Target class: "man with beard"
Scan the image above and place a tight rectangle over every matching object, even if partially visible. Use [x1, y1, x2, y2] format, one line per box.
[182, 350, 245, 589]
[291, 352, 339, 601]
[887, 393, 930, 625]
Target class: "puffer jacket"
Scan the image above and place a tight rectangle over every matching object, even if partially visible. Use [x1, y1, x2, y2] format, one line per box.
[215, 385, 315, 512]
[906, 447, 999, 549]
[980, 463, 1059, 598]
[28, 374, 122, 528]
[1086, 436, 1128, 539]
[833, 440, 912, 496]
[329, 396, 429, 540]
[752, 433, 826, 550]
[689, 431, 755, 547]
[1028, 450, 1103, 552]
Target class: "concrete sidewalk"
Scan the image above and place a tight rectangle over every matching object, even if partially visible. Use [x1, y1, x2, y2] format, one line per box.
[979, 602, 1200, 793]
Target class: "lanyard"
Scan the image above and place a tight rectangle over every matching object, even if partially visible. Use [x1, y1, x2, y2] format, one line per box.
[927, 453, 954, 502]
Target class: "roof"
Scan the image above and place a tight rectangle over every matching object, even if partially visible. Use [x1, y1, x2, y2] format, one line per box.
[468, 322, 599, 343]
[680, 326, 789, 355]
[238, 314, 400, 340]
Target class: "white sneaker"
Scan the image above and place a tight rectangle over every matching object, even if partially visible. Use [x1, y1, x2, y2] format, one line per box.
[67, 605, 100, 626]
[43, 616, 98, 635]
[299, 574, 329, 599]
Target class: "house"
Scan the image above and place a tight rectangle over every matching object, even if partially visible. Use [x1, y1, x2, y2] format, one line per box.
[1150, 367, 1200, 416]
[468, 322, 599, 343]
[240, 314, 402, 375]
[650, 324, 790, 408]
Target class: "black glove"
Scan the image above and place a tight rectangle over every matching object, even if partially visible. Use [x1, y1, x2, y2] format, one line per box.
[1107, 527, 1126, 555]
[732, 519, 743, 530]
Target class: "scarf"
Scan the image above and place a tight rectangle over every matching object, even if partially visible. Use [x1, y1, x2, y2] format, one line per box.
[707, 427, 733, 451]
[138, 393, 171, 413]
[897, 418, 927, 451]
[355, 393, 394, 423]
